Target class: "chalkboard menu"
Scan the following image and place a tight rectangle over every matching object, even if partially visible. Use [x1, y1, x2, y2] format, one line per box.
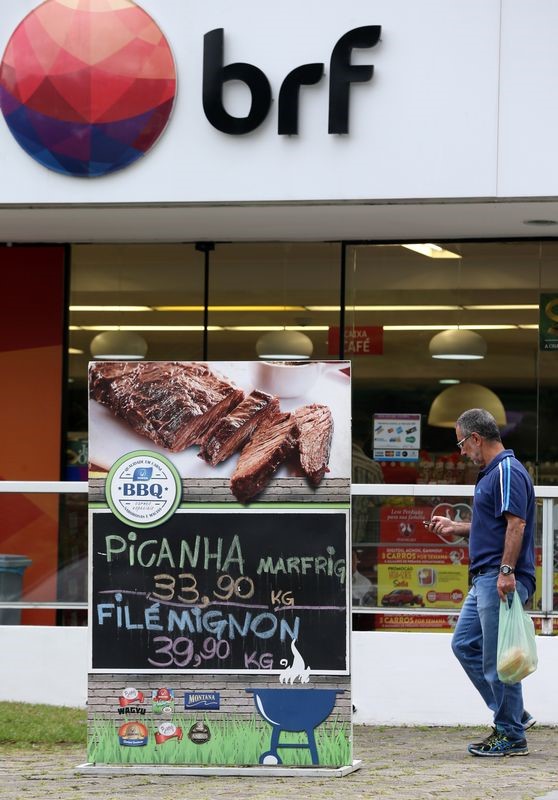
[92, 509, 348, 672]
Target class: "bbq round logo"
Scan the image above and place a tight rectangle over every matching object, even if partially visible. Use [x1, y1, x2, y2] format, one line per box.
[0, 0, 177, 177]
[106, 451, 182, 527]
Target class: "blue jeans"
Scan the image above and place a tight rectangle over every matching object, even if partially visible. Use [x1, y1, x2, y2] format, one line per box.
[451, 570, 528, 742]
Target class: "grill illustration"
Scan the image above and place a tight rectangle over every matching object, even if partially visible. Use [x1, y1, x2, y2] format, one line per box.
[246, 687, 343, 765]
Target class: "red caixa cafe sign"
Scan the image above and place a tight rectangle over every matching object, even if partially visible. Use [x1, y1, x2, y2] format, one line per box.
[328, 326, 383, 356]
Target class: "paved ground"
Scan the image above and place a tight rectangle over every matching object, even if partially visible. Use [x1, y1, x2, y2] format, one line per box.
[1, 726, 558, 800]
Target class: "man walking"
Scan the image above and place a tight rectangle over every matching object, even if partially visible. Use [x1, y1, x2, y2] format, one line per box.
[428, 408, 536, 757]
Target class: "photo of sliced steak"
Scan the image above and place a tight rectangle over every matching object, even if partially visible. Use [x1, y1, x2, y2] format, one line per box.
[199, 389, 280, 466]
[293, 403, 333, 486]
[230, 411, 299, 503]
[89, 361, 244, 452]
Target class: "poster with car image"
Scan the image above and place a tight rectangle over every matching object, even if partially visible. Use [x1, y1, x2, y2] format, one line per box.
[376, 544, 469, 631]
[375, 502, 471, 630]
[87, 360, 352, 769]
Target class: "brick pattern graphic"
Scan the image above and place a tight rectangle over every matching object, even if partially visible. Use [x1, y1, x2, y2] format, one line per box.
[90, 477, 350, 504]
[88, 673, 351, 722]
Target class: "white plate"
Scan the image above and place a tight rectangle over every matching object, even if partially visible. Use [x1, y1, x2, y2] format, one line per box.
[89, 361, 351, 480]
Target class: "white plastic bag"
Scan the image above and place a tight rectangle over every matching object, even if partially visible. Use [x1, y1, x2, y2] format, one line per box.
[497, 591, 538, 685]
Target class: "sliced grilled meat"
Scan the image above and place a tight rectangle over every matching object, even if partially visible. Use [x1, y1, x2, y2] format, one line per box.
[293, 403, 333, 486]
[230, 411, 299, 503]
[199, 389, 279, 465]
[89, 361, 244, 452]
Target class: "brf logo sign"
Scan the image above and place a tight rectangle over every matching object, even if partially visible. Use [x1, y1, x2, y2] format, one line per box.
[0, 0, 177, 177]
[0, 0, 380, 178]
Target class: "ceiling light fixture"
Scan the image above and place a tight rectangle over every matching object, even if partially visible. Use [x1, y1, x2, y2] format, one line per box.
[153, 305, 305, 312]
[81, 325, 222, 332]
[459, 325, 516, 331]
[385, 325, 457, 331]
[429, 329, 487, 360]
[90, 330, 148, 360]
[256, 330, 313, 360]
[70, 305, 151, 312]
[428, 383, 506, 428]
[464, 304, 538, 311]
[305, 305, 462, 312]
[227, 325, 327, 332]
[401, 243, 461, 259]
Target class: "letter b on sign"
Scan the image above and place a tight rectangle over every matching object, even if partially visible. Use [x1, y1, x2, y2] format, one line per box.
[203, 28, 271, 134]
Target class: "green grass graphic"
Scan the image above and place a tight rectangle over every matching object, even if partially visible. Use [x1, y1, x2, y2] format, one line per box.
[88, 713, 351, 767]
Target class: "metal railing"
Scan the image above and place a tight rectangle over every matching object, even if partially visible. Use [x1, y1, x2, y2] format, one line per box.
[0, 481, 556, 631]
[0, 481, 88, 613]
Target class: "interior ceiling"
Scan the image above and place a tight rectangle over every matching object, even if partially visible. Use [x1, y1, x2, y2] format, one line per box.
[15, 198, 552, 391]
[66, 226, 558, 393]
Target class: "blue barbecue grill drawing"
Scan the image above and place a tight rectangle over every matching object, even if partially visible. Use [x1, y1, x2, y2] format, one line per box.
[246, 687, 343, 765]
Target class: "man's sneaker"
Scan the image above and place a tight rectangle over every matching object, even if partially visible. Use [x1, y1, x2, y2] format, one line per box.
[522, 711, 536, 730]
[470, 727, 498, 749]
[468, 733, 529, 757]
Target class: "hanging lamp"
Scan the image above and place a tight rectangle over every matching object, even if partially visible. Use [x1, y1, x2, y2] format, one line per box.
[429, 329, 487, 360]
[427, 383, 506, 428]
[90, 331, 148, 360]
[256, 330, 313, 360]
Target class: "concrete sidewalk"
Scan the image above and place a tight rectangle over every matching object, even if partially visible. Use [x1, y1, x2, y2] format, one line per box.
[1, 726, 558, 800]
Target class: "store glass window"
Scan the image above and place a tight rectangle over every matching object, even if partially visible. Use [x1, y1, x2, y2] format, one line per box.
[347, 241, 558, 632]
[5, 237, 554, 627]
[61, 245, 205, 622]
[206, 242, 341, 360]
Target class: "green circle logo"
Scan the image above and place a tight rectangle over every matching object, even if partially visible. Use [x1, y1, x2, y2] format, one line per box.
[106, 450, 182, 528]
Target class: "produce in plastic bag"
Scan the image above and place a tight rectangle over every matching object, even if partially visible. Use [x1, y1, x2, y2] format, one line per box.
[497, 590, 538, 685]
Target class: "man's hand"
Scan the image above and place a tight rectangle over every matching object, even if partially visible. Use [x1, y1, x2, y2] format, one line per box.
[497, 572, 516, 601]
[426, 515, 458, 537]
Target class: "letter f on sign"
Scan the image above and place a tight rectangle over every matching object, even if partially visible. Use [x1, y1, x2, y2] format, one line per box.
[328, 25, 381, 134]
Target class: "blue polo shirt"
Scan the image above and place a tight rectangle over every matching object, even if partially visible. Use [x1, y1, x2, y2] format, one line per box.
[469, 449, 535, 597]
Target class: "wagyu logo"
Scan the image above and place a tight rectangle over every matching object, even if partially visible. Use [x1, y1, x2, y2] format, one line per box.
[0, 0, 176, 177]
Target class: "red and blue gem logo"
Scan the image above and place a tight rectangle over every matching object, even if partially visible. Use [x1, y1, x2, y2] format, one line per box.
[0, 0, 177, 177]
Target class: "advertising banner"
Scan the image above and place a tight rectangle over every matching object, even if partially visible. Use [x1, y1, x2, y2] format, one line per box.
[375, 613, 460, 633]
[376, 544, 469, 610]
[539, 293, 558, 351]
[532, 547, 558, 613]
[375, 500, 470, 631]
[380, 503, 471, 546]
[372, 413, 421, 462]
[87, 360, 352, 769]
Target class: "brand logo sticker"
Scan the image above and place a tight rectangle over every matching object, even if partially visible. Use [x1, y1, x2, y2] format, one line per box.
[152, 688, 175, 714]
[155, 722, 183, 745]
[184, 691, 220, 710]
[188, 721, 211, 745]
[118, 721, 148, 747]
[106, 450, 182, 527]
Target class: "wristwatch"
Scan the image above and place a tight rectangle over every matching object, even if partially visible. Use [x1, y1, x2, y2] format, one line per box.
[499, 564, 515, 575]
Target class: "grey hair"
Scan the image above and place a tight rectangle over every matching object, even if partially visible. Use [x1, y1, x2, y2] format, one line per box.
[456, 408, 502, 442]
